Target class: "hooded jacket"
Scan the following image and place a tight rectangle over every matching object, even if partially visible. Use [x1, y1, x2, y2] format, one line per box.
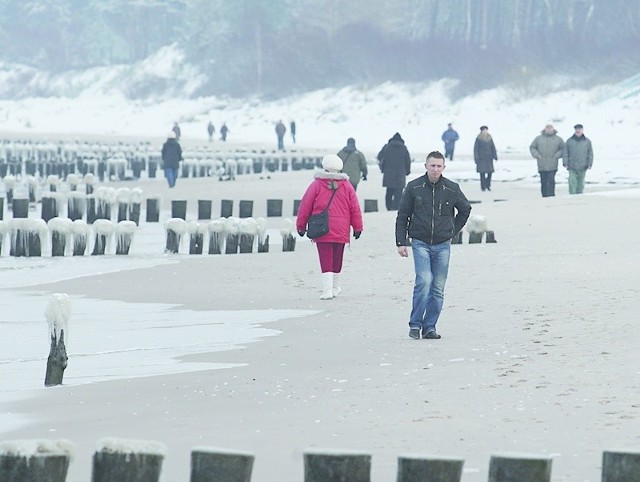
[530, 129, 565, 171]
[296, 171, 363, 243]
[473, 132, 498, 173]
[395, 174, 471, 246]
[337, 142, 367, 187]
[161, 138, 182, 169]
[562, 134, 593, 170]
[377, 133, 412, 188]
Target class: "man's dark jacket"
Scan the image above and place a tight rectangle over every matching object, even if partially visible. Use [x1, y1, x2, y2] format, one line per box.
[395, 174, 471, 246]
[161, 138, 182, 169]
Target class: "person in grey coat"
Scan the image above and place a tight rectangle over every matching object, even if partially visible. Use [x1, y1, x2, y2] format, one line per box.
[377, 132, 412, 210]
[337, 137, 368, 191]
[562, 124, 593, 194]
[529, 124, 565, 197]
[473, 126, 498, 191]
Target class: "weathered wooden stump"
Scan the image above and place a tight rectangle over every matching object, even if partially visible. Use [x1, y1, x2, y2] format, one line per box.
[602, 450, 640, 482]
[486, 230, 497, 243]
[364, 199, 378, 213]
[92, 438, 166, 482]
[207, 220, 225, 255]
[72, 220, 89, 256]
[239, 200, 253, 218]
[115, 221, 136, 255]
[488, 454, 552, 482]
[91, 219, 114, 255]
[44, 293, 71, 387]
[165, 218, 187, 254]
[267, 199, 283, 217]
[0, 439, 74, 482]
[171, 200, 187, 220]
[304, 450, 371, 482]
[146, 197, 161, 223]
[198, 200, 212, 220]
[396, 454, 464, 482]
[190, 448, 254, 482]
[220, 199, 233, 218]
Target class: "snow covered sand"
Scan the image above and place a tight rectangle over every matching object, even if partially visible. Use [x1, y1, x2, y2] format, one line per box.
[1, 157, 640, 481]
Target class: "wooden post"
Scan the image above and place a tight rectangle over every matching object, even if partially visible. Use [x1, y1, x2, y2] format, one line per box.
[44, 294, 70, 387]
[11, 198, 29, 218]
[220, 200, 233, 218]
[198, 200, 212, 220]
[396, 455, 464, 482]
[488, 454, 552, 482]
[304, 450, 371, 482]
[115, 221, 136, 255]
[485, 230, 497, 243]
[92, 438, 166, 482]
[293, 199, 301, 216]
[190, 448, 254, 482]
[451, 231, 463, 244]
[207, 220, 225, 255]
[364, 199, 378, 213]
[0, 440, 73, 482]
[468, 232, 483, 243]
[171, 200, 187, 220]
[267, 199, 283, 217]
[239, 200, 253, 218]
[146, 197, 160, 223]
[602, 450, 640, 482]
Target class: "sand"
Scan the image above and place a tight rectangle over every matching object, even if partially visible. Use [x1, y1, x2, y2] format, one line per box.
[2, 157, 639, 481]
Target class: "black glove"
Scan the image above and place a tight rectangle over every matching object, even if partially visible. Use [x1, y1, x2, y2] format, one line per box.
[297, 230, 306, 237]
[353, 231, 361, 239]
[362, 174, 367, 181]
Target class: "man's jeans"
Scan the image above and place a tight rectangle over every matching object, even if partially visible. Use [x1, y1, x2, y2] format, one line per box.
[164, 168, 177, 188]
[409, 239, 451, 333]
[568, 169, 586, 194]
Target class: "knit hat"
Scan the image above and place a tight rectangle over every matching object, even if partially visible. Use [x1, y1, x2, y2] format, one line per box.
[574, 123, 583, 129]
[322, 154, 343, 172]
[347, 137, 356, 147]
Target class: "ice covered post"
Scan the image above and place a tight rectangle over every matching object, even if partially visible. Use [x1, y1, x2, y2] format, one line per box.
[0, 439, 74, 482]
[92, 437, 166, 482]
[602, 450, 640, 481]
[91, 219, 114, 255]
[396, 455, 464, 482]
[224, 217, 240, 254]
[238, 217, 258, 253]
[95, 186, 115, 220]
[26, 175, 38, 202]
[48, 217, 73, 257]
[3, 174, 15, 205]
[190, 447, 254, 482]
[84, 172, 96, 194]
[187, 221, 206, 255]
[146, 195, 161, 223]
[44, 293, 70, 386]
[67, 191, 86, 221]
[9, 219, 47, 257]
[256, 217, 269, 253]
[115, 220, 136, 255]
[66, 173, 80, 191]
[280, 218, 296, 252]
[129, 187, 143, 225]
[466, 214, 487, 244]
[46, 174, 60, 192]
[71, 220, 89, 256]
[0, 220, 7, 254]
[41, 192, 64, 223]
[488, 454, 552, 482]
[115, 187, 131, 222]
[303, 450, 371, 482]
[207, 219, 225, 254]
[164, 218, 187, 254]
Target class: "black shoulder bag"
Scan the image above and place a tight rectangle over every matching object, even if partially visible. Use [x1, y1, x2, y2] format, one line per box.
[306, 188, 338, 239]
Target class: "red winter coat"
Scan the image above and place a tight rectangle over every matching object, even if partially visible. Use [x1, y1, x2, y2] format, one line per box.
[296, 172, 363, 243]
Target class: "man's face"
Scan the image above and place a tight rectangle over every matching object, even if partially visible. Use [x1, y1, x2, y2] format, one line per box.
[574, 127, 584, 137]
[426, 157, 445, 182]
[544, 125, 555, 135]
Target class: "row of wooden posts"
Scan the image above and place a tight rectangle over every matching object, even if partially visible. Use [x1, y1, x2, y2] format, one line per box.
[1, 440, 638, 482]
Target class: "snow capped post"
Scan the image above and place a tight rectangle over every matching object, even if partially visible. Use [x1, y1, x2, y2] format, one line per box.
[115, 187, 131, 222]
[48, 217, 73, 257]
[190, 447, 254, 482]
[187, 221, 206, 255]
[44, 293, 70, 386]
[95, 186, 115, 221]
[238, 217, 258, 253]
[3, 174, 16, 205]
[238, 200, 253, 218]
[146, 195, 161, 223]
[91, 219, 114, 255]
[47, 174, 60, 192]
[164, 218, 187, 254]
[197, 200, 212, 220]
[303, 450, 371, 482]
[84, 172, 96, 194]
[41, 192, 64, 223]
[26, 175, 38, 202]
[0, 220, 7, 255]
[207, 219, 225, 254]
[92, 438, 166, 482]
[466, 214, 488, 244]
[67, 191, 86, 221]
[280, 218, 296, 252]
[220, 199, 233, 218]
[71, 220, 89, 256]
[256, 217, 269, 253]
[171, 200, 187, 220]
[129, 187, 143, 225]
[602, 450, 640, 481]
[224, 217, 240, 254]
[396, 455, 464, 482]
[9, 219, 47, 257]
[66, 173, 80, 191]
[115, 220, 136, 255]
[488, 454, 552, 482]
[0, 439, 74, 481]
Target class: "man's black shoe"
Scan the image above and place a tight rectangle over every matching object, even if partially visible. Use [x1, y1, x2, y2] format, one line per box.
[409, 329, 421, 340]
[423, 331, 442, 339]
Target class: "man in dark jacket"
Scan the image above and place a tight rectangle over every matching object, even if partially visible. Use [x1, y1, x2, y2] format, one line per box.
[562, 124, 593, 194]
[473, 125, 498, 191]
[377, 132, 412, 210]
[441, 123, 459, 161]
[161, 131, 182, 188]
[395, 151, 471, 340]
[275, 120, 286, 150]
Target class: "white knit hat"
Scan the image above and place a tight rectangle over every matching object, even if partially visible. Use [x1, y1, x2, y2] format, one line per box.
[322, 154, 343, 172]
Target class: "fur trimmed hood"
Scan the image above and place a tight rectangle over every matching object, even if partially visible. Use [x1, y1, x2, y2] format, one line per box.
[314, 171, 349, 181]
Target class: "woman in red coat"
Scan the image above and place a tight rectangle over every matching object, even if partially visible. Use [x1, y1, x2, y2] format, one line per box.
[296, 154, 363, 299]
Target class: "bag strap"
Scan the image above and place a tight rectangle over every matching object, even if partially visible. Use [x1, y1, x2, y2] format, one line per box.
[322, 187, 338, 212]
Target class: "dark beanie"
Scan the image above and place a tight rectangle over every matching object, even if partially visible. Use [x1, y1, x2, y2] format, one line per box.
[574, 123, 583, 129]
[347, 137, 356, 146]
[390, 132, 403, 142]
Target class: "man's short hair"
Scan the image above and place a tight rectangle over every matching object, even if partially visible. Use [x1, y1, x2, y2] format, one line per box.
[426, 151, 445, 161]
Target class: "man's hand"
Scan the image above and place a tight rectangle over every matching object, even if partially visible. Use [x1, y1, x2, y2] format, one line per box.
[362, 173, 367, 181]
[398, 246, 409, 257]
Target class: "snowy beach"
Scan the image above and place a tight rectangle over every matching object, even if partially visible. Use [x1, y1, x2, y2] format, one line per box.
[1, 152, 639, 481]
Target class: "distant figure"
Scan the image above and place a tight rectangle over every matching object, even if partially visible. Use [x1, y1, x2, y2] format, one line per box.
[172, 122, 181, 141]
[207, 121, 215, 142]
[290, 120, 297, 143]
[441, 123, 459, 161]
[530, 124, 565, 197]
[562, 124, 593, 194]
[220, 123, 229, 141]
[337, 137, 368, 191]
[377, 132, 412, 211]
[275, 120, 286, 150]
[473, 126, 498, 191]
[161, 131, 182, 188]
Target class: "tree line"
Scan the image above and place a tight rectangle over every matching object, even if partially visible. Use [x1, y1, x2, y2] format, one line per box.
[1, 0, 638, 98]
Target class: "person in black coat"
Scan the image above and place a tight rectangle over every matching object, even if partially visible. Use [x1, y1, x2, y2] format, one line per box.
[161, 131, 182, 188]
[377, 132, 412, 210]
[473, 126, 498, 191]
